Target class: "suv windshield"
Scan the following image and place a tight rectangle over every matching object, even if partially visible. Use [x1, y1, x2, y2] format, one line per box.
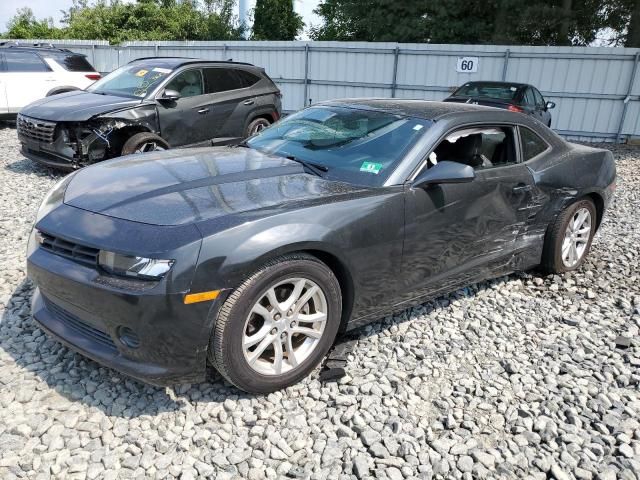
[87, 63, 174, 98]
[246, 105, 430, 186]
[453, 82, 520, 101]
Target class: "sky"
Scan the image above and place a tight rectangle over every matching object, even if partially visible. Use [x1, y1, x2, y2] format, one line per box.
[0, 0, 322, 38]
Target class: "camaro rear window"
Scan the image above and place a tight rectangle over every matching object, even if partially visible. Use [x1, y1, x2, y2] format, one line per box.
[247, 106, 431, 187]
[87, 64, 174, 98]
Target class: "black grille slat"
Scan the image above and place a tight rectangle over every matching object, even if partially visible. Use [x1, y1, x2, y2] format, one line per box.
[43, 297, 117, 351]
[17, 115, 57, 143]
[39, 232, 99, 267]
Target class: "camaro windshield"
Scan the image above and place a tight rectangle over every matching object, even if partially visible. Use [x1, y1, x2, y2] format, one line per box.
[87, 64, 174, 98]
[246, 106, 431, 186]
[453, 83, 519, 101]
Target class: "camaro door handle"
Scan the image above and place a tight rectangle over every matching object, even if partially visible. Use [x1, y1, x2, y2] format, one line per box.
[197, 108, 210, 114]
[243, 99, 255, 105]
[513, 184, 533, 193]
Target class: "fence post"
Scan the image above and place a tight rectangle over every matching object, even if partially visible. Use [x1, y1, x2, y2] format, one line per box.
[154, 44, 159, 56]
[391, 45, 400, 98]
[223, 43, 227, 60]
[501, 49, 510, 81]
[91, 44, 96, 67]
[303, 43, 310, 108]
[616, 51, 639, 143]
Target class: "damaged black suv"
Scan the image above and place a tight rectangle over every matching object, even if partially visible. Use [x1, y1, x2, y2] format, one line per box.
[18, 57, 282, 169]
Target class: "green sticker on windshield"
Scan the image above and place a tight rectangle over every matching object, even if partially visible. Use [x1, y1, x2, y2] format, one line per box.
[360, 161, 383, 174]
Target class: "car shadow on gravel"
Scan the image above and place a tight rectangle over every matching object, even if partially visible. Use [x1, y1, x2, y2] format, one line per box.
[0, 279, 260, 418]
[4, 157, 64, 178]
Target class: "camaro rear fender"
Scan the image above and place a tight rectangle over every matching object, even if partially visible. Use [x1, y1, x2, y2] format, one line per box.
[527, 144, 616, 231]
[191, 189, 406, 324]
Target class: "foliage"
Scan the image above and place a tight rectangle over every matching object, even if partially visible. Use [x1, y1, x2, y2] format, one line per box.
[2, 0, 245, 44]
[310, 0, 428, 42]
[252, 0, 304, 40]
[3, 8, 63, 40]
[310, 0, 640, 47]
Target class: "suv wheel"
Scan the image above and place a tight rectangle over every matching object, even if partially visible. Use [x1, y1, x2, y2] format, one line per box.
[245, 117, 271, 137]
[121, 133, 170, 156]
[209, 254, 342, 393]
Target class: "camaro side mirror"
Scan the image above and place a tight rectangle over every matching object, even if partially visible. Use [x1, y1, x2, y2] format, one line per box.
[412, 161, 475, 189]
[546, 101, 556, 110]
[160, 89, 181, 101]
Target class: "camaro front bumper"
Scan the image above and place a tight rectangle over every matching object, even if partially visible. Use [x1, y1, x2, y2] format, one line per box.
[27, 204, 214, 387]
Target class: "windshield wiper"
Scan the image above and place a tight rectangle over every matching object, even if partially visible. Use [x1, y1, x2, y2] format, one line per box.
[284, 155, 328, 177]
[235, 140, 251, 148]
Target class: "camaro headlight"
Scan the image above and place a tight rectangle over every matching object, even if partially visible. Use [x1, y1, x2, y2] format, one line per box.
[98, 251, 174, 280]
[35, 171, 78, 224]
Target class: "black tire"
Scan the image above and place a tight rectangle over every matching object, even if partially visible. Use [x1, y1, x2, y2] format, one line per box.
[541, 198, 597, 273]
[121, 132, 170, 156]
[244, 117, 271, 138]
[209, 253, 342, 394]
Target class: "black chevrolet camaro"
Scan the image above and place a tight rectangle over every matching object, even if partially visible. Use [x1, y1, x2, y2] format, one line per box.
[27, 100, 616, 393]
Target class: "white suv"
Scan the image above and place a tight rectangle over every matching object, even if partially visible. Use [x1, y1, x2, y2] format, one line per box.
[0, 43, 101, 119]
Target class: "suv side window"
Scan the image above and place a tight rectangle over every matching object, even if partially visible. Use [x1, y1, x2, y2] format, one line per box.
[428, 126, 518, 170]
[6, 51, 50, 72]
[520, 127, 549, 160]
[49, 53, 95, 72]
[204, 68, 245, 93]
[166, 69, 204, 97]
[235, 70, 261, 88]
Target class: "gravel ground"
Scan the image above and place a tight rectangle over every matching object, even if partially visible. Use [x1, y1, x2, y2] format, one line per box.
[0, 123, 639, 480]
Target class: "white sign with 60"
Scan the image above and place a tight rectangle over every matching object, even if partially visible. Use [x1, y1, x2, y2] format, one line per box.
[456, 57, 479, 73]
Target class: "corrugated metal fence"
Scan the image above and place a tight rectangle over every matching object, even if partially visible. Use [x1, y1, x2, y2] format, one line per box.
[11, 39, 640, 142]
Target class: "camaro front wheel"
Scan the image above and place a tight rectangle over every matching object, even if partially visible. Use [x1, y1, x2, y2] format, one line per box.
[542, 198, 597, 273]
[209, 254, 342, 393]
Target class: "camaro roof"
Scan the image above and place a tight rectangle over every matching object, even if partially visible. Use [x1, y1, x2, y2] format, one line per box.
[321, 98, 502, 121]
[128, 57, 254, 68]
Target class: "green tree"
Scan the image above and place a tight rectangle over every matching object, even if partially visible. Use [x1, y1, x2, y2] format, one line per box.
[252, 0, 304, 40]
[2, 0, 244, 43]
[310, 0, 626, 46]
[4, 7, 62, 39]
[310, 0, 428, 42]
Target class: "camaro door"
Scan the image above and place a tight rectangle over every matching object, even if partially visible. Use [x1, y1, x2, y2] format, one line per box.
[401, 125, 536, 300]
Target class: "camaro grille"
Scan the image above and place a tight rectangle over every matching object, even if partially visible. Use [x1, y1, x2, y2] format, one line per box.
[38, 231, 99, 267]
[43, 297, 117, 351]
[17, 115, 57, 143]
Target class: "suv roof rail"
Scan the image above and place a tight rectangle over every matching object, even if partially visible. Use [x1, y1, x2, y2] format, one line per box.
[128, 56, 255, 67]
[0, 41, 73, 52]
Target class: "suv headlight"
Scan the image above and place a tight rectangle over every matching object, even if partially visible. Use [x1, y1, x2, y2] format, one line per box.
[98, 251, 174, 280]
[35, 171, 78, 224]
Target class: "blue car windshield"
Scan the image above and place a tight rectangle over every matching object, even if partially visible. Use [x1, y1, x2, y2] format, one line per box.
[246, 105, 431, 187]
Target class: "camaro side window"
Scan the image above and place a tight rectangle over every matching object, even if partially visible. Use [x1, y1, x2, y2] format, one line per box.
[428, 127, 517, 170]
[166, 70, 204, 97]
[520, 127, 548, 160]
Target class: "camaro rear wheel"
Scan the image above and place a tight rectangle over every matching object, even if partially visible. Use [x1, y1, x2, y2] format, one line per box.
[121, 132, 170, 156]
[209, 254, 342, 393]
[542, 198, 597, 273]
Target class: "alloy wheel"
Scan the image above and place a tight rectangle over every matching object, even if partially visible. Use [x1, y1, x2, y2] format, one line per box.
[134, 142, 166, 154]
[250, 121, 269, 135]
[242, 277, 327, 376]
[561, 207, 592, 268]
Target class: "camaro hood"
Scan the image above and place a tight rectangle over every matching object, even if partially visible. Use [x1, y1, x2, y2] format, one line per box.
[64, 147, 368, 226]
[20, 91, 142, 122]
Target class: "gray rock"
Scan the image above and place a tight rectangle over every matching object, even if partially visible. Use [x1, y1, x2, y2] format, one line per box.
[353, 456, 370, 479]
